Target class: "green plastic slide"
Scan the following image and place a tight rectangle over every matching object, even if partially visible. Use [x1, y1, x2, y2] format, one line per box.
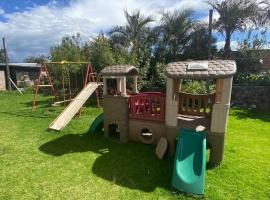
[172, 128, 206, 195]
[89, 113, 104, 133]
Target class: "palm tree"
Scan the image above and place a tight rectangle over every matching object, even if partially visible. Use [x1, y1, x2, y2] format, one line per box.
[110, 10, 153, 61]
[207, 0, 258, 57]
[158, 9, 194, 62]
[256, 0, 270, 26]
[183, 25, 218, 60]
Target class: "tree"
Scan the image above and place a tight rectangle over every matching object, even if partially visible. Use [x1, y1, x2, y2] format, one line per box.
[0, 49, 5, 63]
[110, 10, 154, 64]
[183, 26, 217, 60]
[256, 0, 270, 27]
[109, 34, 130, 65]
[50, 33, 85, 63]
[158, 9, 194, 62]
[83, 34, 115, 72]
[24, 55, 49, 63]
[207, 0, 258, 57]
[49, 33, 86, 92]
[236, 30, 268, 72]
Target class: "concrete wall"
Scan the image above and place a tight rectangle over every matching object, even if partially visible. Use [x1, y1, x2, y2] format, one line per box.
[231, 85, 270, 111]
[0, 71, 6, 91]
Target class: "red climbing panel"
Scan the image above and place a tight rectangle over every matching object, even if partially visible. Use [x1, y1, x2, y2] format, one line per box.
[129, 92, 165, 122]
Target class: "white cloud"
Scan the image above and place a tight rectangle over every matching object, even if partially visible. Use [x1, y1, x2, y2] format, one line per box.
[0, 8, 5, 15]
[0, 0, 211, 61]
[216, 41, 239, 51]
[200, 11, 220, 24]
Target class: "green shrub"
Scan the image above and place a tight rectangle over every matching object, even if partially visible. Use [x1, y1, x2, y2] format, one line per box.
[181, 80, 216, 94]
[234, 72, 270, 85]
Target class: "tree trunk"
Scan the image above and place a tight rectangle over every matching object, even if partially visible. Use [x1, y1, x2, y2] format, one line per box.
[224, 32, 231, 58]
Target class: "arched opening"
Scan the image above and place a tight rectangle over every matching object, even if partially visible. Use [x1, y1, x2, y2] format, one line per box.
[139, 128, 155, 144]
[175, 79, 218, 131]
[107, 79, 118, 95]
[108, 123, 120, 140]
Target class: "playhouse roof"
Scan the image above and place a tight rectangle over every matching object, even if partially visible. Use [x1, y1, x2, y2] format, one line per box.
[166, 60, 237, 79]
[101, 65, 139, 76]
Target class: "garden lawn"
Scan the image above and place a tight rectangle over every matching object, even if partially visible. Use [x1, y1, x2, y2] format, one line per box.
[0, 92, 269, 200]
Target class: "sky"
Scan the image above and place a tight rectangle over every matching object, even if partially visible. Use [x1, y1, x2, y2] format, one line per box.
[0, 0, 268, 62]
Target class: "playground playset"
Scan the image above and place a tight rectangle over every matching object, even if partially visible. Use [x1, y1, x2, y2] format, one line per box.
[45, 60, 236, 195]
[32, 61, 102, 112]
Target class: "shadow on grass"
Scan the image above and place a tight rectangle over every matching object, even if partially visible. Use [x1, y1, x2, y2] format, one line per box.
[0, 108, 59, 119]
[230, 108, 270, 122]
[21, 98, 55, 109]
[22, 95, 99, 110]
[39, 132, 175, 192]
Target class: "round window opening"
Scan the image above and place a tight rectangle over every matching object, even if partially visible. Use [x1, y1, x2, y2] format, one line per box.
[140, 128, 153, 141]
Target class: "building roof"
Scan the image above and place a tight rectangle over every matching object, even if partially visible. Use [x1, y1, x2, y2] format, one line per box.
[166, 60, 237, 79]
[0, 63, 41, 68]
[101, 65, 139, 76]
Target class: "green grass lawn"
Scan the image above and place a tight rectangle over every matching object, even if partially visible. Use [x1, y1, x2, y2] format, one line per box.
[0, 92, 269, 200]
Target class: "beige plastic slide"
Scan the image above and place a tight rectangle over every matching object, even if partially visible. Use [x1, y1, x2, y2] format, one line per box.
[49, 82, 100, 131]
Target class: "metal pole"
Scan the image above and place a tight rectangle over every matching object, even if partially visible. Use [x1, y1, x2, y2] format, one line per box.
[2, 37, 12, 91]
[9, 77, 22, 94]
[208, 9, 213, 60]
[206, 9, 213, 94]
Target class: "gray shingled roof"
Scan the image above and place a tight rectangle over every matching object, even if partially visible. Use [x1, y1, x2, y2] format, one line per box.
[101, 65, 139, 76]
[166, 60, 236, 79]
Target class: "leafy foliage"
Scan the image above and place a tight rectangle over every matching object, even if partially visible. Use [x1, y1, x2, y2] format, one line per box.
[234, 72, 270, 85]
[157, 9, 194, 62]
[83, 34, 115, 73]
[24, 55, 49, 63]
[0, 49, 5, 63]
[151, 63, 167, 90]
[208, 0, 258, 57]
[110, 10, 154, 65]
[236, 30, 268, 72]
[181, 80, 216, 94]
[256, 0, 270, 27]
[49, 34, 87, 95]
[183, 26, 217, 60]
[50, 33, 85, 64]
[137, 61, 151, 91]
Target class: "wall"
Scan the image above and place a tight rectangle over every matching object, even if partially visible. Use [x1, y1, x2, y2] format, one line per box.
[103, 95, 130, 142]
[129, 119, 166, 144]
[0, 71, 6, 91]
[231, 85, 270, 111]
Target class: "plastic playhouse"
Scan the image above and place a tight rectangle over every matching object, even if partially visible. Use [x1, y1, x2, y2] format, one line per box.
[90, 60, 236, 195]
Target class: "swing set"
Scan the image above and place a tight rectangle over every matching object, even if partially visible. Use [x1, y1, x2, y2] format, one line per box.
[32, 61, 102, 111]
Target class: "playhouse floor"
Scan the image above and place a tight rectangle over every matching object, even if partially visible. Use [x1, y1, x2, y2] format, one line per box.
[177, 114, 211, 131]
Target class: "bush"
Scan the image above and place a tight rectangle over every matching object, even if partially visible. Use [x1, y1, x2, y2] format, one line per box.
[234, 72, 270, 86]
[137, 62, 167, 92]
[151, 62, 166, 89]
[181, 80, 215, 94]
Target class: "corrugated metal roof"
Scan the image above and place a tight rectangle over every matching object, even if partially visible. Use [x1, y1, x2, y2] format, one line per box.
[0, 63, 41, 68]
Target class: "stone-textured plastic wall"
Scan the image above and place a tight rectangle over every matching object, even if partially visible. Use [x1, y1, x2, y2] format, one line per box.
[231, 85, 270, 111]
